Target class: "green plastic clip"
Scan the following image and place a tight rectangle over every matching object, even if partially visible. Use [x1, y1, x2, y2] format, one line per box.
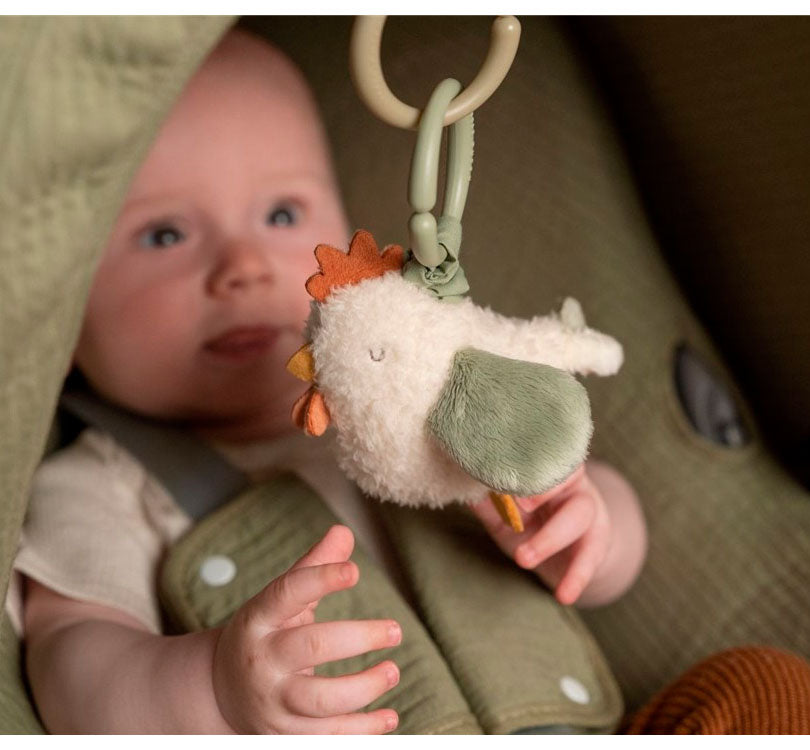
[403, 78, 475, 302]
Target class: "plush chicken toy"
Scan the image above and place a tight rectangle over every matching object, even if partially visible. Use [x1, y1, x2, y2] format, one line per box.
[286, 230, 622, 532]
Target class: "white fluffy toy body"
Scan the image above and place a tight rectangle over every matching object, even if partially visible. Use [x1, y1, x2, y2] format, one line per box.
[287, 230, 623, 528]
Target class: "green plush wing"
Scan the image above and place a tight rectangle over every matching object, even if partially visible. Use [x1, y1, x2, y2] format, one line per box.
[427, 348, 593, 495]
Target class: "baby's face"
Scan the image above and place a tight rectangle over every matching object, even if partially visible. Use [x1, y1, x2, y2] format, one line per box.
[74, 32, 349, 441]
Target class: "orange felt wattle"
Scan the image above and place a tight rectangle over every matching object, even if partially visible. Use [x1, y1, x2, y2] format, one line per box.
[291, 387, 312, 431]
[305, 229, 404, 302]
[304, 389, 330, 436]
[291, 386, 331, 437]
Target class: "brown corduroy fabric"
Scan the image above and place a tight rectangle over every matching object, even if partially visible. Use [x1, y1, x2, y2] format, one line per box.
[624, 646, 810, 734]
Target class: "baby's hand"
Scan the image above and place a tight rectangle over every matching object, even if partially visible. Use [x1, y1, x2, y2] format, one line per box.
[472, 464, 612, 606]
[212, 525, 401, 734]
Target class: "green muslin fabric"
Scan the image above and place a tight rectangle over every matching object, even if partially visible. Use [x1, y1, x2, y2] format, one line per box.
[571, 17, 810, 483]
[0, 614, 41, 733]
[159, 474, 622, 734]
[0, 16, 234, 732]
[379, 503, 622, 733]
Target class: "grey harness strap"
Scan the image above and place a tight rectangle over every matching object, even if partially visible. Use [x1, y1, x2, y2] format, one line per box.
[59, 390, 250, 520]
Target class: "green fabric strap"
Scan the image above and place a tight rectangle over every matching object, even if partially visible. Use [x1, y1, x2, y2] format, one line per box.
[160, 475, 481, 734]
[380, 503, 623, 733]
[159, 473, 622, 734]
[0, 614, 43, 733]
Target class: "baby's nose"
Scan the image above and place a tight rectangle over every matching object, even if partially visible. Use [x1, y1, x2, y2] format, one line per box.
[207, 239, 274, 296]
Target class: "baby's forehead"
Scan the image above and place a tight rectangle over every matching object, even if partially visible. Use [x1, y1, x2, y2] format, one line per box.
[144, 29, 326, 170]
[116, 30, 336, 219]
[186, 29, 314, 113]
[138, 34, 322, 150]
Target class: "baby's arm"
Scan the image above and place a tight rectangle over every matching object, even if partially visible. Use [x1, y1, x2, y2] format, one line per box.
[24, 525, 401, 734]
[472, 460, 647, 607]
[25, 582, 231, 733]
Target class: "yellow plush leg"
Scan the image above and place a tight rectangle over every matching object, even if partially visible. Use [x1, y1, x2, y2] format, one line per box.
[489, 491, 524, 533]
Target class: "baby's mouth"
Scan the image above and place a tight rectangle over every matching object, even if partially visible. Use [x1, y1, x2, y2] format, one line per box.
[203, 325, 281, 360]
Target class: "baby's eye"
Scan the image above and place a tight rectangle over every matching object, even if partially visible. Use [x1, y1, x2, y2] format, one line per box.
[266, 203, 299, 227]
[139, 225, 185, 249]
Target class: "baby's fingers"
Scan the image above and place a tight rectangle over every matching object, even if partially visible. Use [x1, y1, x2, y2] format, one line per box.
[516, 464, 586, 513]
[271, 619, 402, 672]
[284, 660, 400, 717]
[287, 709, 399, 735]
[245, 562, 358, 629]
[290, 525, 355, 572]
[555, 526, 611, 605]
[515, 490, 596, 569]
[470, 494, 524, 553]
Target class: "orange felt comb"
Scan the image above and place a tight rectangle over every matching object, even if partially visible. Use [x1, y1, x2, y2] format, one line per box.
[305, 229, 404, 302]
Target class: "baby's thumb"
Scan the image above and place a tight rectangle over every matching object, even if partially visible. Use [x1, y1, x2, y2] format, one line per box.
[244, 561, 359, 628]
[290, 524, 355, 572]
[234, 526, 357, 629]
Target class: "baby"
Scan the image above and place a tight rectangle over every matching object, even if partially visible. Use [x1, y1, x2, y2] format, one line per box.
[10, 28, 647, 733]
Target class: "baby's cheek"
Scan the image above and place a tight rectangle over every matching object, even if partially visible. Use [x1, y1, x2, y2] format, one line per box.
[82, 292, 197, 407]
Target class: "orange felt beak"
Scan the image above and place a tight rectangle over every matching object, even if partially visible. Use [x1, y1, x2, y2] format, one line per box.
[286, 343, 331, 437]
[286, 343, 316, 383]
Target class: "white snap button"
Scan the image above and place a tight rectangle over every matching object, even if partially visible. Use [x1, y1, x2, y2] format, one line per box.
[559, 675, 590, 704]
[199, 555, 237, 587]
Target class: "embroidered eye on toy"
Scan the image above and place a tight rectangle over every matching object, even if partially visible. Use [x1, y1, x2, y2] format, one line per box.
[287, 35, 623, 533]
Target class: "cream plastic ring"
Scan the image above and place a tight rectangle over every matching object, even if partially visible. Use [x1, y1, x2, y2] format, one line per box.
[350, 15, 521, 130]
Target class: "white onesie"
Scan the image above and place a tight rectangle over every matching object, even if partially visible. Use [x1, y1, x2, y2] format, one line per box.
[6, 427, 397, 635]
